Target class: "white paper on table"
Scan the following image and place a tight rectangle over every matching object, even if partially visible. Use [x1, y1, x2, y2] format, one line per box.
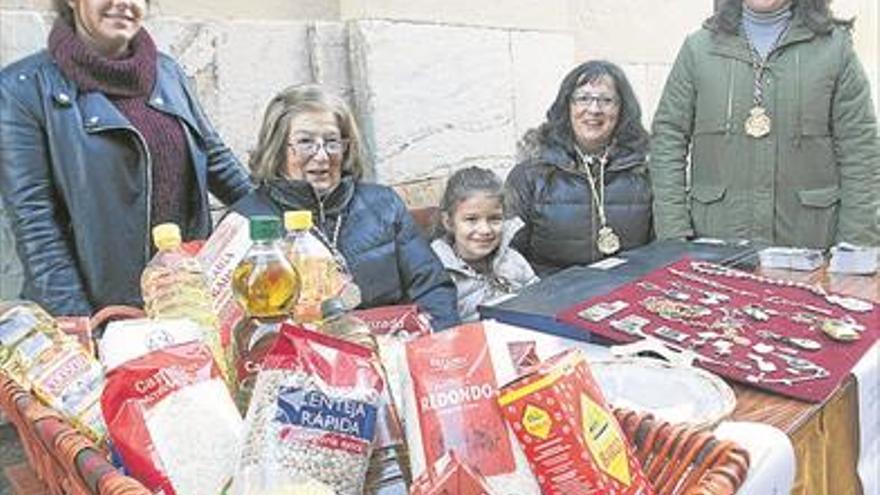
[714, 421, 795, 495]
[853, 342, 879, 495]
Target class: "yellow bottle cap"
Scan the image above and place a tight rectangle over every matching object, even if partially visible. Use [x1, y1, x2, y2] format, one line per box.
[152, 223, 182, 251]
[284, 210, 313, 231]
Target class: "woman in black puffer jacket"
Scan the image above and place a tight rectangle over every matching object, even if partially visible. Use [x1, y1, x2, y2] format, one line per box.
[506, 60, 653, 276]
[233, 84, 460, 330]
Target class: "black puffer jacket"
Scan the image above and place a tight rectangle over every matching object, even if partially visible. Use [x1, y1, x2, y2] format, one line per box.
[232, 176, 461, 330]
[505, 144, 653, 276]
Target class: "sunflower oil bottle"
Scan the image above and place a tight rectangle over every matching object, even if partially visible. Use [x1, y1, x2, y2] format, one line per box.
[141, 223, 231, 385]
[283, 210, 345, 323]
[231, 215, 300, 410]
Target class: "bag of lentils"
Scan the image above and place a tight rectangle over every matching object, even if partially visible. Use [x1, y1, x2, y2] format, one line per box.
[233, 324, 384, 495]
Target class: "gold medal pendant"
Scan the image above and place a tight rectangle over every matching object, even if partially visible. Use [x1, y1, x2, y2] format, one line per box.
[745, 106, 771, 138]
[597, 226, 620, 255]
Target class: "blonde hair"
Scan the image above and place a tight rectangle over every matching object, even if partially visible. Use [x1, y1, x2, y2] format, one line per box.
[249, 84, 365, 181]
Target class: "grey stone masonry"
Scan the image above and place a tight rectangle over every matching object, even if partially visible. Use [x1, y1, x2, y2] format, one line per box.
[0, 10, 573, 298]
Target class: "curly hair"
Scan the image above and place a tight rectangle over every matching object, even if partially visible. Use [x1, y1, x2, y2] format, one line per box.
[533, 60, 649, 163]
[707, 0, 852, 35]
[249, 84, 365, 181]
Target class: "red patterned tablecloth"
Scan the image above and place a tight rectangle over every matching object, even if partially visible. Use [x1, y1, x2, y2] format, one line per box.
[556, 257, 879, 403]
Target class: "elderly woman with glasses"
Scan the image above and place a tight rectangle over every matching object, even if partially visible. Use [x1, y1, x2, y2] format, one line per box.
[506, 60, 653, 275]
[232, 84, 460, 330]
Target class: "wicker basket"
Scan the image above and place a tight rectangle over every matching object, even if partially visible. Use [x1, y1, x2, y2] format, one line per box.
[1, 305, 749, 495]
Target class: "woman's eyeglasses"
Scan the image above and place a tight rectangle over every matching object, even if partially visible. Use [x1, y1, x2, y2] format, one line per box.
[288, 137, 349, 157]
[571, 93, 619, 110]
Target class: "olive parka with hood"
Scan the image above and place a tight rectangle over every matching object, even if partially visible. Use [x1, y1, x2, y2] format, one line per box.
[650, 7, 880, 248]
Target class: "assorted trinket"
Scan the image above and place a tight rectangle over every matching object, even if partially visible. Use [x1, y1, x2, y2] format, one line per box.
[568, 257, 875, 399]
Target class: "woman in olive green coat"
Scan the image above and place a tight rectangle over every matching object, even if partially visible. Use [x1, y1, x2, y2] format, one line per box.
[650, 0, 879, 248]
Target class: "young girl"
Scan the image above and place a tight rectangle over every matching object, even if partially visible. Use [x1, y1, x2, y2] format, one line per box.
[432, 167, 539, 321]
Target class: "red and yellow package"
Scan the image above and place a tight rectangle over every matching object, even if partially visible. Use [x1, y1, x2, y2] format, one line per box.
[402, 323, 540, 494]
[498, 349, 654, 495]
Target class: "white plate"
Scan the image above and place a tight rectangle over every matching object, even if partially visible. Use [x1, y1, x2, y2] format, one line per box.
[591, 357, 736, 430]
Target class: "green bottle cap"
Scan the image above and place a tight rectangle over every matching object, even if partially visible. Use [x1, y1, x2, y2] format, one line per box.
[249, 216, 282, 241]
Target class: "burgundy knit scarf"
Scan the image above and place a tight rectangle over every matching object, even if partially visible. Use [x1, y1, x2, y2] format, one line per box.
[48, 20, 194, 232]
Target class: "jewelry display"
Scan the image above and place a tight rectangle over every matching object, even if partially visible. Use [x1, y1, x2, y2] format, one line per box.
[558, 257, 877, 401]
[818, 316, 864, 342]
[788, 312, 864, 342]
[740, 304, 778, 322]
[746, 353, 777, 373]
[765, 295, 832, 317]
[755, 330, 821, 352]
[690, 261, 874, 313]
[712, 340, 734, 357]
[640, 296, 712, 321]
[577, 300, 629, 322]
[609, 314, 650, 337]
[652, 326, 690, 344]
[752, 343, 774, 355]
[668, 266, 758, 298]
[576, 147, 619, 255]
[668, 280, 730, 305]
[636, 281, 691, 301]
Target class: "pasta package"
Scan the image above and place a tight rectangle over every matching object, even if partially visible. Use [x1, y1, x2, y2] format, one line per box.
[401, 322, 540, 494]
[1, 301, 106, 442]
[498, 349, 653, 495]
[101, 341, 242, 495]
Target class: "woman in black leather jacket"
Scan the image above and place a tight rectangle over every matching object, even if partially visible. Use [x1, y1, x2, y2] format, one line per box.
[233, 85, 460, 330]
[0, 0, 251, 315]
[506, 60, 653, 276]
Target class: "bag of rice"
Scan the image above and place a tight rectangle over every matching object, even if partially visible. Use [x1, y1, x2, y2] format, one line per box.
[233, 324, 384, 495]
[99, 318, 205, 372]
[498, 349, 654, 495]
[101, 341, 242, 495]
[400, 322, 540, 494]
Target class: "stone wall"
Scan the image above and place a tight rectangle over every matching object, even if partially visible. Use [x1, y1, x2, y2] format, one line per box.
[0, 6, 573, 299]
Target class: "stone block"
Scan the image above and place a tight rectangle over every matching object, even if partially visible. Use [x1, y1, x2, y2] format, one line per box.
[214, 20, 313, 163]
[510, 30, 575, 149]
[311, 21, 352, 103]
[340, 0, 569, 32]
[350, 20, 517, 186]
[572, 0, 710, 64]
[147, 18, 223, 121]
[0, 10, 47, 67]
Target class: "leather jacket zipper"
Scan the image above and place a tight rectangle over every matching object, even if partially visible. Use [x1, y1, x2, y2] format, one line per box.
[90, 125, 153, 263]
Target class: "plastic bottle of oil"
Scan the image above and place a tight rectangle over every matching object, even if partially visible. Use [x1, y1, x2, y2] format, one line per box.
[231, 215, 300, 410]
[283, 210, 341, 323]
[141, 223, 230, 384]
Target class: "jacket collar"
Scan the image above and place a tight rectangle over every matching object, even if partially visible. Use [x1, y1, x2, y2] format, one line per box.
[431, 217, 526, 277]
[537, 144, 645, 174]
[44, 51, 201, 136]
[706, 8, 816, 63]
[262, 174, 357, 219]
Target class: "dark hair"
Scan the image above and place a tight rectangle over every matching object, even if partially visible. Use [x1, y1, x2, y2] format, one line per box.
[534, 60, 648, 163]
[707, 0, 852, 35]
[433, 166, 504, 239]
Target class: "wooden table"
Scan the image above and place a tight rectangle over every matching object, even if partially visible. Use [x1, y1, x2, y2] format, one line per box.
[485, 242, 878, 495]
[730, 267, 878, 495]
